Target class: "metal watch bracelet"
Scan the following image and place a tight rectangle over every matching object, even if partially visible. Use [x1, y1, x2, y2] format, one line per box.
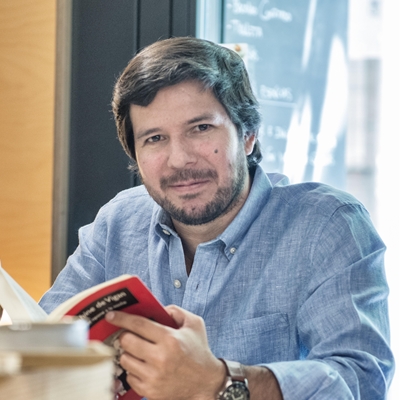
[217, 358, 250, 400]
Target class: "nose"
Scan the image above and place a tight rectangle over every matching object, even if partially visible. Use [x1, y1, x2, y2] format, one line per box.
[166, 137, 197, 169]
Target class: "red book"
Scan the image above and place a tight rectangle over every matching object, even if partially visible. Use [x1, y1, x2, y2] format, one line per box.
[48, 275, 178, 400]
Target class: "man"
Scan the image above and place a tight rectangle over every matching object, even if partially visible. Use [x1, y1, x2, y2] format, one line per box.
[40, 37, 394, 399]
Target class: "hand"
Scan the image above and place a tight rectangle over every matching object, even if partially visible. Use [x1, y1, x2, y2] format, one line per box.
[105, 305, 226, 400]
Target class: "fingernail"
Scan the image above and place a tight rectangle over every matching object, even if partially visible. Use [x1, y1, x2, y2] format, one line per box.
[106, 311, 115, 321]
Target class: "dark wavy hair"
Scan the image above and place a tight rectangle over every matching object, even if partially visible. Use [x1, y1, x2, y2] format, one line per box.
[112, 37, 262, 170]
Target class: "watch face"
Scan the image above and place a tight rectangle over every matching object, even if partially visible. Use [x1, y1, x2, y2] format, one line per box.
[222, 381, 250, 400]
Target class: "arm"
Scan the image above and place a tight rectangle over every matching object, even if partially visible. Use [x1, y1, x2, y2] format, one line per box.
[39, 187, 152, 313]
[264, 203, 394, 399]
[39, 220, 107, 313]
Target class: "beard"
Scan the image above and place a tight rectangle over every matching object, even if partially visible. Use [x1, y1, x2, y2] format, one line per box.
[140, 150, 248, 226]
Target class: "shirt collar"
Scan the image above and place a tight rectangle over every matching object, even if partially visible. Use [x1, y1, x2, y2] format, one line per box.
[153, 165, 288, 248]
[218, 165, 275, 249]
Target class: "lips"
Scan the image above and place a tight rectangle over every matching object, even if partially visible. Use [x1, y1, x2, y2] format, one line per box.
[169, 179, 209, 193]
[160, 169, 217, 190]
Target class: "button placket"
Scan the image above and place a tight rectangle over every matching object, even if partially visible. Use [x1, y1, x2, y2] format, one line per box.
[181, 243, 220, 316]
[167, 234, 188, 305]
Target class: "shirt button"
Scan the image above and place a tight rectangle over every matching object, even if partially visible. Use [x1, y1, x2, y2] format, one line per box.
[173, 279, 182, 288]
[162, 229, 171, 236]
[230, 247, 236, 254]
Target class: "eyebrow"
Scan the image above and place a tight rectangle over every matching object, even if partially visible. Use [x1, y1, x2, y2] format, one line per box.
[186, 113, 215, 125]
[135, 127, 162, 141]
[135, 113, 217, 141]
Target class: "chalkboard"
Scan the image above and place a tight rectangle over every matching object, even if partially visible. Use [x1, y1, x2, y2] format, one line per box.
[222, 0, 348, 188]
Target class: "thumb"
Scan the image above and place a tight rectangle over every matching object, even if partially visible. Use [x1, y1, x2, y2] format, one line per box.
[164, 305, 206, 333]
[164, 304, 188, 328]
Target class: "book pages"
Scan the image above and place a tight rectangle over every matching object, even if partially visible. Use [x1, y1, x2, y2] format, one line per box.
[0, 263, 47, 322]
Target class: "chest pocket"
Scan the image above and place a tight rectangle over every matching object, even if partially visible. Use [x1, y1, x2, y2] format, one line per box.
[207, 313, 290, 365]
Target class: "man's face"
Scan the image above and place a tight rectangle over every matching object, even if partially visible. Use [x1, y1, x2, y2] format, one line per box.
[130, 80, 255, 226]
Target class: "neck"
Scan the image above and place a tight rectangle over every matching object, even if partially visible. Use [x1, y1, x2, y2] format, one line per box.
[176, 218, 233, 275]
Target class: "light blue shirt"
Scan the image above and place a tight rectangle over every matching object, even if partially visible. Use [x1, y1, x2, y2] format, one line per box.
[40, 165, 394, 399]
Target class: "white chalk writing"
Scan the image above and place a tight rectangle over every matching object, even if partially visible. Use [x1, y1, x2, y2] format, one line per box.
[228, 19, 263, 38]
[229, 0, 258, 16]
[260, 85, 293, 102]
[266, 125, 288, 140]
[259, 1, 292, 22]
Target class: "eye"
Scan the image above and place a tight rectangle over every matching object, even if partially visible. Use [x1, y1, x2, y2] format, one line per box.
[146, 135, 162, 143]
[197, 124, 210, 132]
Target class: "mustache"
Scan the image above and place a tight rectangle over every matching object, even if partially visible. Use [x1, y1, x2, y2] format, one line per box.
[160, 169, 217, 189]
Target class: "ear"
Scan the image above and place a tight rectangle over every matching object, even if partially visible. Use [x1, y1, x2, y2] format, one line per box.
[244, 134, 256, 156]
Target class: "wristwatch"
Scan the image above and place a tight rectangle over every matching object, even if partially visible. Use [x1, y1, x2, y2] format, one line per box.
[218, 359, 250, 400]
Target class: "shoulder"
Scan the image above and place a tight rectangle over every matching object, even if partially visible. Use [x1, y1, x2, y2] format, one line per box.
[104, 185, 154, 207]
[267, 175, 365, 218]
[103, 184, 153, 211]
[88, 185, 157, 231]
[266, 178, 383, 259]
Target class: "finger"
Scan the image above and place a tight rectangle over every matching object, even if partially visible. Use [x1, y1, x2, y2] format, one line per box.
[106, 311, 170, 343]
[118, 330, 156, 362]
[165, 304, 205, 331]
[113, 378, 124, 394]
[118, 349, 152, 390]
[124, 370, 146, 398]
